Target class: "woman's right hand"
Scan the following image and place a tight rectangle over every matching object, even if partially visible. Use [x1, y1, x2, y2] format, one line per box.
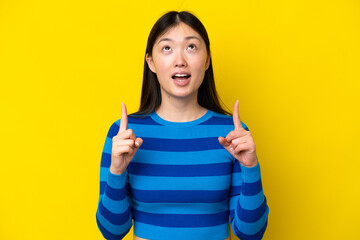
[110, 103, 143, 175]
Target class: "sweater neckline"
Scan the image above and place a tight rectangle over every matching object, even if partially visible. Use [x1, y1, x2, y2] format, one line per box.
[149, 109, 213, 127]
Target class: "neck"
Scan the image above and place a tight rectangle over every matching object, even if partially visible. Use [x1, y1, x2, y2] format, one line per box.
[156, 93, 207, 122]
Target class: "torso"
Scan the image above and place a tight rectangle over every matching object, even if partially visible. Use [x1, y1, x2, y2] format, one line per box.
[135, 237, 230, 240]
[128, 111, 234, 240]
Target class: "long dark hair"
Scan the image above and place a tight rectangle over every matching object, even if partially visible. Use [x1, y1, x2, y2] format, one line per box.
[131, 10, 231, 116]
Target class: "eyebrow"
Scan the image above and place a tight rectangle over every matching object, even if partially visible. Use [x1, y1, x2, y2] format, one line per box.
[157, 36, 201, 44]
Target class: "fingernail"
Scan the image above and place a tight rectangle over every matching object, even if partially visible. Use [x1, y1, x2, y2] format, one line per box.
[135, 141, 140, 147]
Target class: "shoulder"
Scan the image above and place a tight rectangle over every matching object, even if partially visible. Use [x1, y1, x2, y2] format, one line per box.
[105, 119, 121, 139]
[202, 111, 250, 131]
[106, 114, 161, 135]
[127, 114, 162, 126]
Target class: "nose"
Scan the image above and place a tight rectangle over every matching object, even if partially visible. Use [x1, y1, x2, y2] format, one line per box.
[173, 51, 187, 68]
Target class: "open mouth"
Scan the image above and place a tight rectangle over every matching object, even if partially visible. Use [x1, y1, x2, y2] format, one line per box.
[171, 74, 191, 80]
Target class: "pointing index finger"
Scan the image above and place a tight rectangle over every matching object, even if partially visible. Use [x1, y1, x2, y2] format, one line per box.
[233, 100, 243, 130]
[119, 103, 128, 133]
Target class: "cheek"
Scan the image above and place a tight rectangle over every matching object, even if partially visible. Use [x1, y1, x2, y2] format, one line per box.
[191, 55, 208, 72]
[153, 59, 172, 85]
[155, 57, 171, 69]
[191, 63, 207, 83]
[153, 62, 169, 77]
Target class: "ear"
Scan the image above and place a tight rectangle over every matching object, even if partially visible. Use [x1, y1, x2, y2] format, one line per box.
[146, 53, 157, 74]
[205, 54, 211, 71]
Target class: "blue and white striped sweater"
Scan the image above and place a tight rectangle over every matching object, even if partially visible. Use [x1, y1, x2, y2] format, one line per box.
[96, 110, 269, 240]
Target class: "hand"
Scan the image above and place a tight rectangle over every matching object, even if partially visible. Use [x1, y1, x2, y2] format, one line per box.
[218, 100, 258, 168]
[110, 103, 143, 174]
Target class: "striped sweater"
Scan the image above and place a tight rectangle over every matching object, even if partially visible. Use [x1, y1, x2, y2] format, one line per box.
[96, 109, 269, 240]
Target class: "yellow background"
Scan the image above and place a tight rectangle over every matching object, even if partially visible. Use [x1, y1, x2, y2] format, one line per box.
[1, 0, 359, 239]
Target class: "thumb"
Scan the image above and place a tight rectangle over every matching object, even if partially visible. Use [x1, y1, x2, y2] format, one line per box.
[134, 137, 143, 149]
[130, 138, 143, 158]
[218, 136, 231, 148]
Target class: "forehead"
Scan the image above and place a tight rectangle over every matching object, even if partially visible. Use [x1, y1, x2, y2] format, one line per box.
[156, 22, 204, 44]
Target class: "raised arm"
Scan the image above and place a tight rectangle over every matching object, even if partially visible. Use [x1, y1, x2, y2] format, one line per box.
[219, 100, 269, 239]
[96, 103, 143, 239]
[229, 160, 269, 239]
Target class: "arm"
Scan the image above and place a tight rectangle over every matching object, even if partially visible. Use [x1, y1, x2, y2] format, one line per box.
[96, 121, 133, 239]
[229, 160, 269, 239]
[218, 101, 269, 238]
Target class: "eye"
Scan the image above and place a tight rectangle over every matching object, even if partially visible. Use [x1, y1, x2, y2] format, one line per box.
[162, 46, 171, 51]
[188, 44, 197, 50]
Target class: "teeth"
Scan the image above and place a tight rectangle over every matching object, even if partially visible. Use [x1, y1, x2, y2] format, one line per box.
[174, 74, 189, 77]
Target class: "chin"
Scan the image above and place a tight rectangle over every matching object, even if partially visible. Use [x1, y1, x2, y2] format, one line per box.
[161, 87, 199, 100]
[172, 91, 198, 99]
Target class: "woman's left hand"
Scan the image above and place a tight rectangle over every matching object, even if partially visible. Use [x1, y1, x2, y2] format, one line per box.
[218, 100, 258, 168]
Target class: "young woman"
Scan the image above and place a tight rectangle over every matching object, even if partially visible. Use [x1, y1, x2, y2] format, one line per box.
[96, 11, 269, 240]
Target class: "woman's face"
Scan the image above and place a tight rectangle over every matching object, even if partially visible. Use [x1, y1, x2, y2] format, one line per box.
[146, 22, 210, 101]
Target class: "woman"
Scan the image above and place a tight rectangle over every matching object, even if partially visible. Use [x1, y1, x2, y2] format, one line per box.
[96, 11, 269, 240]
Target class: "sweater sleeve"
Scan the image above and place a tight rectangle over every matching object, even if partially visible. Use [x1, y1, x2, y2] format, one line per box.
[229, 160, 269, 239]
[96, 121, 133, 239]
